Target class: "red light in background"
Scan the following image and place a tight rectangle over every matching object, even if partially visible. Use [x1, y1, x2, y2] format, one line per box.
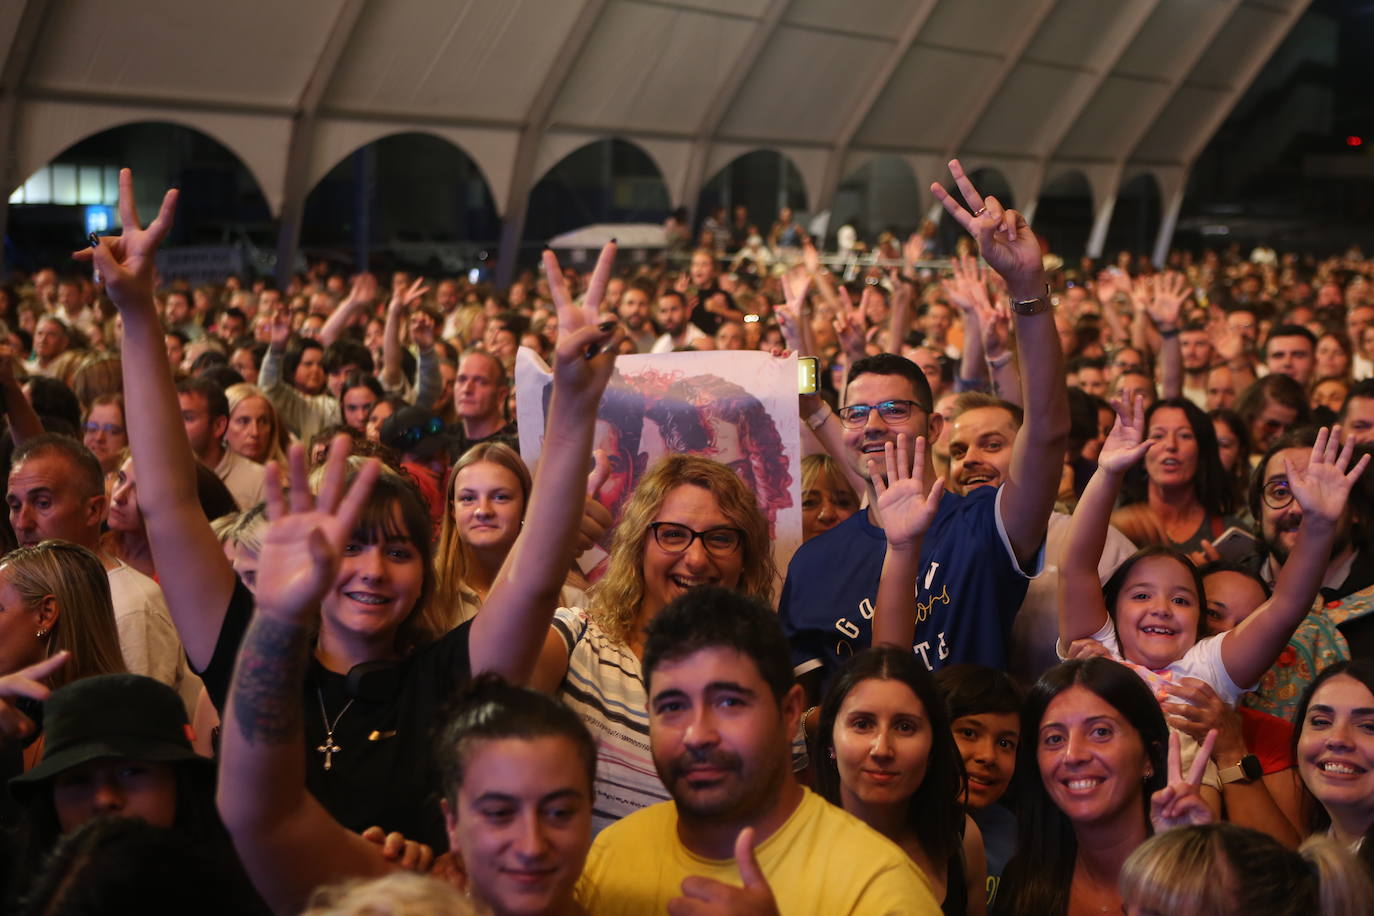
[1348, 136, 1364, 147]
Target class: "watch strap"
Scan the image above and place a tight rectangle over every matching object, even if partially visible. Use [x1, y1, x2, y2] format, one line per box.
[1218, 754, 1262, 784]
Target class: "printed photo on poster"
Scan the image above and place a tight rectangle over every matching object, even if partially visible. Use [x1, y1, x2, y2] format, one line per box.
[515, 348, 803, 581]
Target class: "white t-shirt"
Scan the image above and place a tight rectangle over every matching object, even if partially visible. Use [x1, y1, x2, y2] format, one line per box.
[215, 449, 266, 512]
[107, 559, 204, 715]
[649, 324, 707, 354]
[1063, 617, 1250, 705]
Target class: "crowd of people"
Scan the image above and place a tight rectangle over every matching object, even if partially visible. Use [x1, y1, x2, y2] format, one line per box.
[0, 161, 1371, 915]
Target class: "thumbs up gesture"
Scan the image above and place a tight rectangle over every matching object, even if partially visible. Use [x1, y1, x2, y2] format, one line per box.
[669, 827, 780, 916]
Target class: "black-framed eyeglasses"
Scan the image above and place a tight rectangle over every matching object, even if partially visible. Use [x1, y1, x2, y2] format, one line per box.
[394, 417, 443, 448]
[648, 522, 744, 557]
[1261, 479, 1294, 510]
[835, 399, 927, 429]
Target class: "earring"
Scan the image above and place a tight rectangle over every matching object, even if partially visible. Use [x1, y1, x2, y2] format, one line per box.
[828, 748, 836, 760]
[35, 628, 49, 638]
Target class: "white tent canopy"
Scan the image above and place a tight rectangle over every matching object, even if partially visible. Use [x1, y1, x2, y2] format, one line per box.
[0, 0, 1312, 279]
[548, 223, 666, 250]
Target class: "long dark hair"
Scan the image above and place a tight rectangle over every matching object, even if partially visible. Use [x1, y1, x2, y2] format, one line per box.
[1293, 659, 1374, 879]
[996, 659, 1168, 916]
[813, 647, 965, 869]
[1121, 398, 1236, 516]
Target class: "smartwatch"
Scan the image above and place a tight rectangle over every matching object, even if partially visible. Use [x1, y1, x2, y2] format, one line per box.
[1218, 754, 1263, 784]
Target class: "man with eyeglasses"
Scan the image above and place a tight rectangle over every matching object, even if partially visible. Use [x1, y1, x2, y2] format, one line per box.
[779, 164, 1069, 699]
[1247, 427, 1374, 717]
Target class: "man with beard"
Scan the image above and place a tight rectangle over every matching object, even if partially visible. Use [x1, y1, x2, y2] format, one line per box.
[577, 587, 938, 914]
[1178, 322, 1214, 408]
[617, 280, 659, 353]
[1246, 428, 1374, 718]
[650, 291, 708, 353]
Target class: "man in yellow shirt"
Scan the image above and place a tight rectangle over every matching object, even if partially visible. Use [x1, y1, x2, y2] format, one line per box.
[577, 587, 940, 915]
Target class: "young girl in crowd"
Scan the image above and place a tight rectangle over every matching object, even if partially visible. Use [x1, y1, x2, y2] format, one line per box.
[1293, 659, 1374, 877]
[1059, 398, 1367, 807]
[431, 442, 586, 627]
[814, 647, 987, 915]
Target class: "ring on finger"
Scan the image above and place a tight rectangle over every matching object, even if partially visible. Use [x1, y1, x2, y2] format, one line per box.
[973, 207, 987, 217]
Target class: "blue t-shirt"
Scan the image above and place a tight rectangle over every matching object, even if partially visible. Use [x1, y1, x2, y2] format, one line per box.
[972, 803, 1016, 909]
[779, 485, 1037, 684]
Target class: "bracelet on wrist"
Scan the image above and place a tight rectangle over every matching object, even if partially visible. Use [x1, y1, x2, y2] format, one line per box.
[804, 402, 832, 431]
[1158, 327, 1180, 338]
[987, 352, 1013, 369]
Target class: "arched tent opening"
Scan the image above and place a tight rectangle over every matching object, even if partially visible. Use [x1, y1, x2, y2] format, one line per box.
[6, 122, 269, 275]
[302, 132, 499, 276]
[935, 166, 1015, 256]
[522, 138, 670, 245]
[1104, 173, 1162, 267]
[831, 156, 922, 249]
[696, 150, 808, 247]
[1033, 171, 1094, 267]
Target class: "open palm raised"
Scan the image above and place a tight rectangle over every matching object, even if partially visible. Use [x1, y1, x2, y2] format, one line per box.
[870, 434, 945, 550]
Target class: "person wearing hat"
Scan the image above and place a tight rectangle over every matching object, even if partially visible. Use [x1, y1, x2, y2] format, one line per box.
[3, 673, 269, 912]
[380, 404, 457, 536]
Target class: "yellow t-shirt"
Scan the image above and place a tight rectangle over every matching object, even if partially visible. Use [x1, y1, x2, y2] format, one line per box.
[576, 788, 940, 915]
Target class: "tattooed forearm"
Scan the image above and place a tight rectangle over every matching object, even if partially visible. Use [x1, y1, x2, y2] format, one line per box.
[230, 614, 311, 745]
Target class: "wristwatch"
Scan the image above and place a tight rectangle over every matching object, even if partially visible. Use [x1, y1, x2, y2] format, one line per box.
[1218, 754, 1263, 784]
[1010, 284, 1052, 316]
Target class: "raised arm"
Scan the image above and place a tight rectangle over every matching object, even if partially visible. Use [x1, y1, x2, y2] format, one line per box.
[380, 279, 428, 392]
[886, 272, 912, 356]
[1059, 396, 1155, 647]
[870, 435, 944, 649]
[944, 256, 987, 388]
[1145, 273, 1190, 401]
[932, 159, 1068, 566]
[468, 243, 625, 687]
[0, 342, 43, 445]
[1222, 427, 1369, 687]
[318, 274, 377, 346]
[216, 443, 393, 914]
[407, 311, 441, 407]
[78, 169, 235, 670]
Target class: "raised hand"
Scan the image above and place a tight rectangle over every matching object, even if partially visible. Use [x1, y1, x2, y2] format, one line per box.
[256, 435, 382, 622]
[409, 310, 436, 351]
[74, 168, 178, 310]
[0, 652, 69, 743]
[870, 434, 945, 550]
[902, 233, 922, 273]
[389, 277, 429, 314]
[544, 243, 623, 400]
[979, 296, 1012, 359]
[930, 159, 1042, 289]
[342, 273, 378, 312]
[1150, 729, 1218, 833]
[669, 827, 779, 916]
[776, 270, 811, 354]
[834, 287, 867, 359]
[1287, 426, 1371, 528]
[1147, 272, 1191, 332]
[802, 237, 822, 275]
[267, 305, 292, 351]
[1098, 395, 1154, 475]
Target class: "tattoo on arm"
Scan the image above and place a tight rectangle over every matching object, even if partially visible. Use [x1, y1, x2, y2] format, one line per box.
[231, 614, 311, 745]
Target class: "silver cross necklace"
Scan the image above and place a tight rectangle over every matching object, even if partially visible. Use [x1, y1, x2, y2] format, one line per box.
[315, 687, 356, 772]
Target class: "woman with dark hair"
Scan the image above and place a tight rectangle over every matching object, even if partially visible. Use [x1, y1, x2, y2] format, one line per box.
[1236, 373, 1311, 455]
[993, 658, 1207, 916]
[1115, 397, 1243, 558]
[1294, 659, 1374, 879]
[813, 647, 986, 915]
[337, 371, 384, 433]
[1209, 407, 1253, 515]
[260, 321, 339, 444]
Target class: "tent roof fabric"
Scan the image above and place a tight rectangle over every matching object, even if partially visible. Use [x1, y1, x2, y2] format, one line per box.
[0, 0, 1310, 219]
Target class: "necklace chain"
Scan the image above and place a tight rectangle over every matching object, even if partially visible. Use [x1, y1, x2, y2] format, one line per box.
[315, 687, 356, 772]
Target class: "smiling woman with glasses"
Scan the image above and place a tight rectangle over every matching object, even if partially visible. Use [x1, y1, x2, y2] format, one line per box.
[82, 393, 128, 475]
